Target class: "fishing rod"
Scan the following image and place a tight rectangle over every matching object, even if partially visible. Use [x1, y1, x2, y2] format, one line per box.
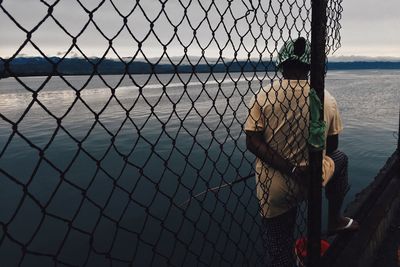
[179, 173, 255, 208]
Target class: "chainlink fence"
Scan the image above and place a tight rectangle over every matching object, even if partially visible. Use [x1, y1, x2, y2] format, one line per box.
[0, 0, 342, 266]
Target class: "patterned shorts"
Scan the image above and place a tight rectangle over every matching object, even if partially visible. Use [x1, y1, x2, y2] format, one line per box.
[262, 150, 349, 267]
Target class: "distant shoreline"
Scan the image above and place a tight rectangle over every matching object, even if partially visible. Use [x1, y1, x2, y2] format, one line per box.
[2, 57, 400, 78]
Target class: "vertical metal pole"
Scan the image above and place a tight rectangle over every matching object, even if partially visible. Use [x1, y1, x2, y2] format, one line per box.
[397, 107, 400, 154]
[308, 0, 327, 266]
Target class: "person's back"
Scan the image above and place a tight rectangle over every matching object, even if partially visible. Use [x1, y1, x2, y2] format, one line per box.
[247, 79, 310, 218]
[261, 79, 310, 165]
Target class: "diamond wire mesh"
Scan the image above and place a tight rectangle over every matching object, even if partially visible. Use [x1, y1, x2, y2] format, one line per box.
[0, 0, 342, 266]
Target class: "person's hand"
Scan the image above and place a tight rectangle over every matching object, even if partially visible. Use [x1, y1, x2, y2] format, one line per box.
[292, 165, 309, 188]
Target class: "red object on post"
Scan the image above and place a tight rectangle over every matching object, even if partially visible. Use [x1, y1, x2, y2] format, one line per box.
[295, 238, 330, 267]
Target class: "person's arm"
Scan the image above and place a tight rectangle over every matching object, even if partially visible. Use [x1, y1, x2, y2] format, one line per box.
[326, 134, 338, 155]
[325, 91, 342, 155]
[246, 130, 306, 178]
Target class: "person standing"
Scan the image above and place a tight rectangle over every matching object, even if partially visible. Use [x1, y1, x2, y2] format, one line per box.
[245, 37, 359, 266]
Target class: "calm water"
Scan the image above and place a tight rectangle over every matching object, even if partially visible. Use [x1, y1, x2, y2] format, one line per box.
[0, 70, 399, 266]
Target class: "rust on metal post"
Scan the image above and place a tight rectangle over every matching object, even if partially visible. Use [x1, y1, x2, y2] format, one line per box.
[308, 0, 328, 266]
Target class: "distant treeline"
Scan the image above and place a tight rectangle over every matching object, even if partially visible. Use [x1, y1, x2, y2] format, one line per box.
[0, 57, 276, 78]
[1, 57, 400, 78]
[327, 61, 400, 70]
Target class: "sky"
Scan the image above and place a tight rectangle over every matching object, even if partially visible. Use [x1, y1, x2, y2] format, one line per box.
[0, 0, 399, 60]
[336, 0, 400, 59]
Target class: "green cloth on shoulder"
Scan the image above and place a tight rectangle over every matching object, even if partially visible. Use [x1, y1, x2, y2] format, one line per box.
[308, 88, 326, 151]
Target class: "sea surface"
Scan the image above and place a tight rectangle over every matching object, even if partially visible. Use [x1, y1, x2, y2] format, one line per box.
[0, 70, 399, 266]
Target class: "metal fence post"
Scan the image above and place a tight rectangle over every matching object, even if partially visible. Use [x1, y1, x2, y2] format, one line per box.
[397, 107, 400, 154]
[308, 0, 328, 266]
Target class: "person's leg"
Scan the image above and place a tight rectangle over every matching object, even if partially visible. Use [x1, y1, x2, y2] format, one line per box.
[325, 150, 358, 231]
[262, 207, 297, 267]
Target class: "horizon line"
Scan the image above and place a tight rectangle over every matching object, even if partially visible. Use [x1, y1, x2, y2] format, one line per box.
[3, 55, 400, 63]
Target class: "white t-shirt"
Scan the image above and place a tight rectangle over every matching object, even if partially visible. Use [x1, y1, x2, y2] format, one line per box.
[245, 79, 343, 218]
